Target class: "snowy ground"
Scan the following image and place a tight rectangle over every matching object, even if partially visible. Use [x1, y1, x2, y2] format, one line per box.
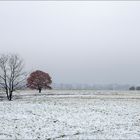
[0, 90, 140, 139]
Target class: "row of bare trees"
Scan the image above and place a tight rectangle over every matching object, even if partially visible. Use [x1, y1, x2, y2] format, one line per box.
[0, 53, 52, 101]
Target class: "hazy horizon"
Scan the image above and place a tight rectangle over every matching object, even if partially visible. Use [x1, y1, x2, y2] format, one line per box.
[0, 1, 140, 85]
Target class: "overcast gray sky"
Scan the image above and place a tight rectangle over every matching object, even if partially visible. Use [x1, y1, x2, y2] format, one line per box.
[0, 1, 140, 84]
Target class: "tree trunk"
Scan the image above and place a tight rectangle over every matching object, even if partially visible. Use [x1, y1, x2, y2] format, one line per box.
[39, 88, 41, 93]
[6, 92, 9, 100]
[5, 88, 10, 100]
[8, 91, 13, 101]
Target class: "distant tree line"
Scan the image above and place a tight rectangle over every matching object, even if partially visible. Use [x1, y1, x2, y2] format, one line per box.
[0, 53, 52, 101]
[129, 86, 140, 91]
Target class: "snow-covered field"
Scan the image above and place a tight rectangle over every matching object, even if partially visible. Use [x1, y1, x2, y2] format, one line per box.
[0, 90, 140, 139]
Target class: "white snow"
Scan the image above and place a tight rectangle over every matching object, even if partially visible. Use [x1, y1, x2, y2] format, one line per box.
[0, 90, 140, 139]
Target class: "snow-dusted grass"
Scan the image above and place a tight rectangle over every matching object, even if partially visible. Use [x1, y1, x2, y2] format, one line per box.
[0, 90, 140, 139]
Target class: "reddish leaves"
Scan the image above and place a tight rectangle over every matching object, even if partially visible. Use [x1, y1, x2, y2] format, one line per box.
[27, 70, 52, 92]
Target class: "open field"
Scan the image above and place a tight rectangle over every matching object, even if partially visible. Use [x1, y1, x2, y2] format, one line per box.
[0, 90, 140, 139]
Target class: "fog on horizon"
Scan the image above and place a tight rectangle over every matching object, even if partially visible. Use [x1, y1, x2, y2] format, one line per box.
[0, 1, 140, 85]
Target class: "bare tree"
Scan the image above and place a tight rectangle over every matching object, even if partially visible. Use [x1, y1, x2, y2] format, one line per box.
[0, 54, 26, 100]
